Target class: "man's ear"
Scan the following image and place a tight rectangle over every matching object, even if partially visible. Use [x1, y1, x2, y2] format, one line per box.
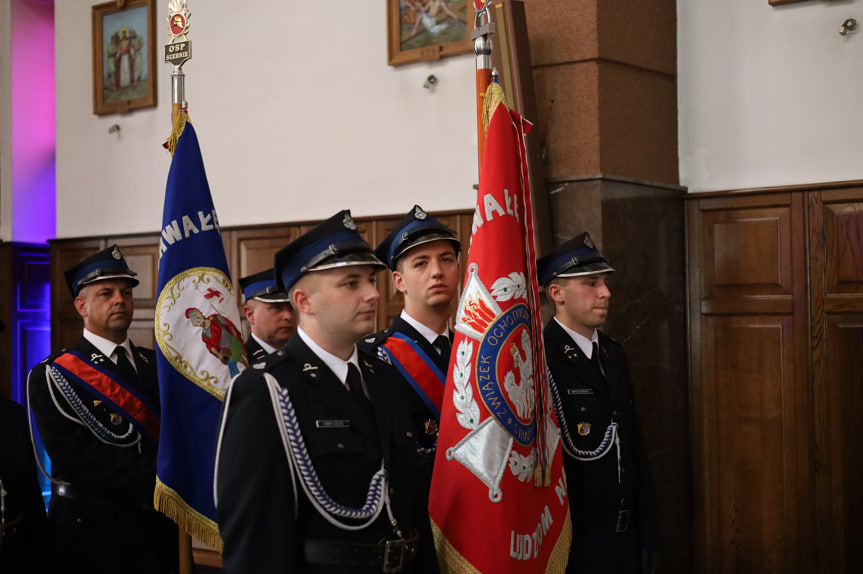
[391, 270, 407, 295]
[292, 288, 313, 315]
[73, 296, 88, 319]
[243, 303, 255, 325]
[546, 282, 565, 305]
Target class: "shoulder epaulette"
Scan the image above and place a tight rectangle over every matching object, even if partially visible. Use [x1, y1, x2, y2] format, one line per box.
[598, 331, 622, 348]
[359, 328, 392, 350]
[39, 348, 69, 365]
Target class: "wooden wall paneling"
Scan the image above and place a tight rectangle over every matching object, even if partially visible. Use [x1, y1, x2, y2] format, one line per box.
[110, 235, 160, 350]
[229, 225, 299, 279]
[808, 188, 863, 573]
[372, 217, 404, 331]
[685, 198, 709, 570]
[49, 239, 104, 350]
[227, 224, 298, 337]
[689, 192, 810, 574]
[703, 315, 797, 574]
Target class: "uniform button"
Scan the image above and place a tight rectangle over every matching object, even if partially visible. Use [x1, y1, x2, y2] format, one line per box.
[406, 431, 414, 438]
[76, 518, 84, 525]
[337, 443, 345, 449]
[580, 406, 587, 412]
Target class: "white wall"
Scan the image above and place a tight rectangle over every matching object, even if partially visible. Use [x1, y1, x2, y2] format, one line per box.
[56, 0, 478, 239]
[679, 0, 863, 192]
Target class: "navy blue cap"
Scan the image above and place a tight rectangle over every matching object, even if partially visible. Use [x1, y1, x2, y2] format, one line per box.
[536, 232, 614, 286]
[375, 205, 460, 270]
[239, 268, 290, 302]
[274, 210, 385, 291]
[64, 244, 139, 297]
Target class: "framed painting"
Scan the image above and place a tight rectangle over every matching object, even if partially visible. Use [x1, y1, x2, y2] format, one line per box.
[387, 0, 473, 66]
[92, 0, 157, 115]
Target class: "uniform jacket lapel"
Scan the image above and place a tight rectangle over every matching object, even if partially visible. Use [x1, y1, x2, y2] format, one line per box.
[244, 336, 269, 363]
[543, 320, 606, 394]
[360, 352, 395, 463]
[285, 335, 378, 438]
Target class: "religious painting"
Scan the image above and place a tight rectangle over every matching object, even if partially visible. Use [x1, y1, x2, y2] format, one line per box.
[92, 0, 157, 115]
[387, 0, 473, 66]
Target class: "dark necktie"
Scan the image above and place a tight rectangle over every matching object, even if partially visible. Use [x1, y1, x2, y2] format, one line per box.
[591, 342, 605, 377]
[114, 345, 138, 382]
[346, 363, 367, 403]
[434, 334, 451, 357]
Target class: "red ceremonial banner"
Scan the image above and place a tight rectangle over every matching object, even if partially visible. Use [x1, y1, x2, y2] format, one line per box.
[429, 102, 571, 573]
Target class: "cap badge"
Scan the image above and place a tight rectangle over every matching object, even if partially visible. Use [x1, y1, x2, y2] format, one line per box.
[577, 422, 591, 436]
[111, 246, 122, 260]
[583, 234, 595, 248]
[342, 213, 357, 230]
[414, 206, 428, 220]
[570, 256, 580, 266]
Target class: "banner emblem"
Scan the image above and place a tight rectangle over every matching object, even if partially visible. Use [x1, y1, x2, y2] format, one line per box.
[155, 266, 244, 399]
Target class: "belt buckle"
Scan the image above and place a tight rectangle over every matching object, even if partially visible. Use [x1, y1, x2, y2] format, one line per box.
[615, 509, 631, 533]
[382, 539, 406, 573]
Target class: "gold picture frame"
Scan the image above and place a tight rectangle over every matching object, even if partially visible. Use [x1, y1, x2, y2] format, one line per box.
[387, 0, 473, 66]
[92, 0, 157, 115]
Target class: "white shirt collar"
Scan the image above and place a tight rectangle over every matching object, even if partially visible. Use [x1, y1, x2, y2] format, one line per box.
[296, 326, 360, 388]
[250, 333, 278, 355]
[553, 317, 599, 358]
[83, 329, 134, 365]
[400, 310, 449, 345]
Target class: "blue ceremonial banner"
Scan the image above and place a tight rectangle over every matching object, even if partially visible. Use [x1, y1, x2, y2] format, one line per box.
[154, 115, 246, 550]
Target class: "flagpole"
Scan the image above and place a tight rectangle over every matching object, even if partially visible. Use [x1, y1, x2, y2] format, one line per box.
[163, 4, 195, 573]
[473, 1, 494, 173]
[165, 0, 193, 150]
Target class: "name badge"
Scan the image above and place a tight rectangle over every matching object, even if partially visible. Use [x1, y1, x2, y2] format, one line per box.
[315, 419, 351, 429]
[567, 388, 594, 395]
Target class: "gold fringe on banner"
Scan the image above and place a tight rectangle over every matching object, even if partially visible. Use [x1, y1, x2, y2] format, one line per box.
[154, 478, 223, 553]
[163, 109, 190, 156]
[481, 82, 507, 135]
[432, 513, 572, 573]
[432, 520, 483, 574]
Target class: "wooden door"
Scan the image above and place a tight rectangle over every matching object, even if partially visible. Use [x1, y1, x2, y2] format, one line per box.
[688, 192, 811, 574]
[808, 188, 863, 573]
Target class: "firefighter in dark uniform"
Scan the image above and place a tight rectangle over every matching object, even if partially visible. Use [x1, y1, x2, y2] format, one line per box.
[26, 245, 177, 574]
[216, 210, 430, 573]
[537, 233, 659, 574]
[0, 398, 51, 573]
[361, 205, 460, 573]
[239, 267, 296, 361]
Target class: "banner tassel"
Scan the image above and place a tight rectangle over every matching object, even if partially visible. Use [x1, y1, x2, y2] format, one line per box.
[481, 82, 507, 136]
[163, 109, 189, 156]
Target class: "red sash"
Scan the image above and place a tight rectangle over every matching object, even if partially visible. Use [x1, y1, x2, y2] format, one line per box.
[382, 334, 446, 418]
[53, 351, 160, 443]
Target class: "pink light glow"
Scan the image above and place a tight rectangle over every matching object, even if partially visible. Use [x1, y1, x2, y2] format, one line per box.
[11, 0, 55, 244]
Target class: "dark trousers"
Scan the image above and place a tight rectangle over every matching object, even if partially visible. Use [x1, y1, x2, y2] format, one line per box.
[49, 496, 178, 574]
[566, 513, 641, 574]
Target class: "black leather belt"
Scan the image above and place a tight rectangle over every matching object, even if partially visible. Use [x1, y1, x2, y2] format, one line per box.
[303, 530, 419, 573]
[572, 508, 634, 534]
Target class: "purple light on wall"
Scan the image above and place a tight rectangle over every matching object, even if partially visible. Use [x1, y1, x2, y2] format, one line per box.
[11, 0, 55, 244]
